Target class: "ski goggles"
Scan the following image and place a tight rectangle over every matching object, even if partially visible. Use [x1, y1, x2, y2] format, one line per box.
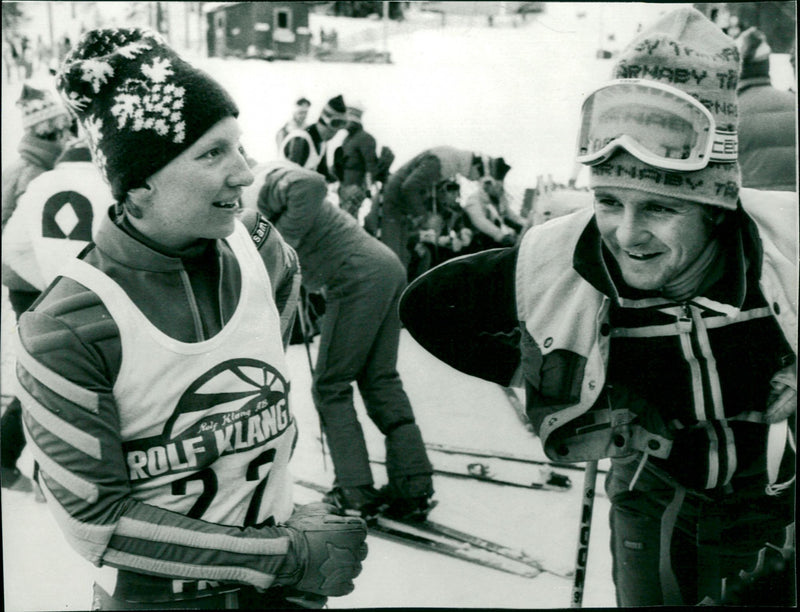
[576, 79, 737, 171]
[320, 115, 347, 129]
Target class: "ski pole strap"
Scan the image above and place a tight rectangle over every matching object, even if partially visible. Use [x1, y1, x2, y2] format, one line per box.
[570, 460, 598, 608]
[658, 484, 686, 605]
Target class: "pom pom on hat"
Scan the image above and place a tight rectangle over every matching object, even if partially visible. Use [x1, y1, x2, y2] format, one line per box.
[17, 83, 71, 136]
[737, 27, 772, 80]
[56, 27, 239, 202]
[588, 7, 742, 209]
[319, 94, 346, 127]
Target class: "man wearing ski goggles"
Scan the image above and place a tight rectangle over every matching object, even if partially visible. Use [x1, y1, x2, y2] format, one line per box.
[576, 78, 738, 171]
[398, 7, 796, 608]
[280, 94, 347, 182]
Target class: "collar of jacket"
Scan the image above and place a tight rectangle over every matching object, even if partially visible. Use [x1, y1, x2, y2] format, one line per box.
[571, 209, 751, 310]
[94, 207, 217, 273]
[17, 132, 62, 170]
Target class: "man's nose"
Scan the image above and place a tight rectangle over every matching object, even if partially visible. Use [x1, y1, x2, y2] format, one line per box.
[615, 209, 648, 247]
[228, 153, 254, 187]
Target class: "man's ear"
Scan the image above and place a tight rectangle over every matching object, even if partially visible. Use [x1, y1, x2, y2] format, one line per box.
[127, 183, 153, 207]
[125, 184, 153, 219]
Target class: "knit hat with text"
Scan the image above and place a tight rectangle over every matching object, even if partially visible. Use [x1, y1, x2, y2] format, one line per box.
[17, 83, 71, 137]
[588, 7, 741, 210]
[56, 27, 238, 202]
[318, 94, 347, 127]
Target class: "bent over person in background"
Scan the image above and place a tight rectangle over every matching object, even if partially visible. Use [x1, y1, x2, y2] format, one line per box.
[242, 160, 435, 522]
[399, 8, 796, 607]
[16, 27, 367, 610]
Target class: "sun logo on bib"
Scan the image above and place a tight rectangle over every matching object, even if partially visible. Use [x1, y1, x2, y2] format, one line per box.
[163, 358, 292, 454]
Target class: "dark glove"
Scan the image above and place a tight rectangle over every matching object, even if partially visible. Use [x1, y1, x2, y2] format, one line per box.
[499, 233, 516, 247]
[277, 502, 368, 597]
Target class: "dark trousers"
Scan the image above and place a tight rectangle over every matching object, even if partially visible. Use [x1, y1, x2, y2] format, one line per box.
[606, 456, 795, 606]
[312, 240, 431, 488]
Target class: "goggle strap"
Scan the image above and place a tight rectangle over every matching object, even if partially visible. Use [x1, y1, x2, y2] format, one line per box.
[709, 130, 738, 163]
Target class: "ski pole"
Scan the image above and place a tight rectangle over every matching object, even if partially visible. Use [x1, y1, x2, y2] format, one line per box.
[296, 295, 327, 470]
[571, 460, 598, 608]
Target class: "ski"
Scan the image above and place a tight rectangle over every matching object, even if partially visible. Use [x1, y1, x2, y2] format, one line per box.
[388, 517, 572, 578]
[293, 478, 546, 579]
[424, 442, 609, 474]
[370, 453, 572, 492]
[371, 516, 541, 578]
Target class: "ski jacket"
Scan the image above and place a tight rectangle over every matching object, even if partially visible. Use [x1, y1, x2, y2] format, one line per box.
[737, 79, 797, 191]
[400, 188, 797, 492]
[383, 146, 476, 219]
[1, 133, 64, 292]
[463, 184, 523, 245]
[337, 125, 378, 187]
[15, 210, 302, 591]
[1, 133, 63, 227]
[2, 147, 113, 290]
[242, 161, 374, 293]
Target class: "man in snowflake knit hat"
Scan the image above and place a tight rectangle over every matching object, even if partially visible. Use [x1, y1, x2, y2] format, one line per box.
[399, 7, 796, 606]
[17, 27, 368, 610]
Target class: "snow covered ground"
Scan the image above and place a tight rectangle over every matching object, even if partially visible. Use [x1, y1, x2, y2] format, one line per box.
[1, 322, 614, 610]
[4, 3, 793, 610]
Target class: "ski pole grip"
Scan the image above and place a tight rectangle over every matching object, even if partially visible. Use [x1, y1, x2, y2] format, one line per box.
[570, 460, 599, 608]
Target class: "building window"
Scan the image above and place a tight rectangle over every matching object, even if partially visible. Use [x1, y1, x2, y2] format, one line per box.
[276, 8, 291, 30]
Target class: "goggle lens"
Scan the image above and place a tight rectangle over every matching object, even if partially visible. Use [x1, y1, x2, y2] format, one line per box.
[576, 80, 721, 171]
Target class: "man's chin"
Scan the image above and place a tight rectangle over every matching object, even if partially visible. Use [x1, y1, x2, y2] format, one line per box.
[619, 268, 667, 293]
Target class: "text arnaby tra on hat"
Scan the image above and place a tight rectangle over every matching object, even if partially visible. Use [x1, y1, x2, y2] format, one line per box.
[589, 7, 742, 210]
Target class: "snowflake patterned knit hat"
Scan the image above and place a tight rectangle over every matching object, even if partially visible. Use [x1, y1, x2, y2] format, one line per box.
[588, 7, 741, 210]
[56, 27, 238, 202]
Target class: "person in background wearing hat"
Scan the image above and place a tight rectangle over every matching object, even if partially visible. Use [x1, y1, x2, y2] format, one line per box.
[333, 101, 379, 218]
[462, 156, 526, 250]
[274, 97, 311, 154]
[279, 95, 347, 183]
[364, 146, 489, 275]
[735, 27, 797, 192]
[15, 28, 368, 610]
[2, 136, 112, 502]
[406, 179, 473, 282]
[3, 136, 113, 296]
[1, 82, 73, 494]
[242, 160, 435, 522]
[399, 8, 796, 606]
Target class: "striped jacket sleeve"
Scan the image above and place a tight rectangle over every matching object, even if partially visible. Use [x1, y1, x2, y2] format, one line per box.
[15, 284, 301, 588]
